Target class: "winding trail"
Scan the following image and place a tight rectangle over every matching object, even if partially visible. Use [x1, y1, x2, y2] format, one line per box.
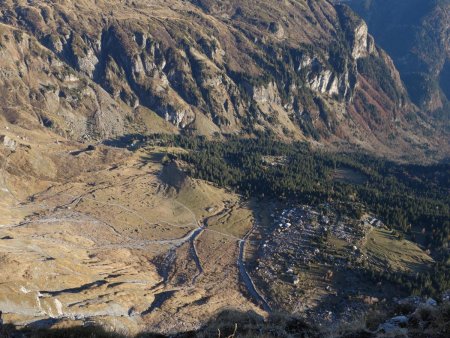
[190, 227, 205, 284]
[238, 230, 272, 313]
[1, 151, 274, 316]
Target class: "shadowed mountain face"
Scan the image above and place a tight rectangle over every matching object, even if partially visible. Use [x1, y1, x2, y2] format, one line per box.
[346, 0, 450, 115]
[0, 0, 447, 158]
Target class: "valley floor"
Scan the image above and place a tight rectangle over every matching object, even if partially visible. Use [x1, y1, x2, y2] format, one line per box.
[0, 129, 264, 334]
[0, 127, 442, 336]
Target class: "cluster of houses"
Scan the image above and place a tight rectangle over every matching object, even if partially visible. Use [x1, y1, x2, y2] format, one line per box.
[253, 204, 373, 298]
[250, 204, 393, 324]
[255, 206, 331, 291]
[260, 205, 372, 275]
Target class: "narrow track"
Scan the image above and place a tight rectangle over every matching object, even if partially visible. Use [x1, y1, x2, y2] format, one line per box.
[238, 229, 271, 313]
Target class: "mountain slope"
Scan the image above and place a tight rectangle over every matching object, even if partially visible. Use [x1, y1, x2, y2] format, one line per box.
[346, 0, 450, 115]
[0, 0, 447, 160]
[0, 0, 441, 157]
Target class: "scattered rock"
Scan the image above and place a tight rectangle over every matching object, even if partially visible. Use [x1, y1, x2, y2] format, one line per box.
[397, 296, 423, 307]
[377, 315, 408, 335]
[425, 298, 437, 307]
[0, 135, 17, 151]
[390, 316, 409, 325]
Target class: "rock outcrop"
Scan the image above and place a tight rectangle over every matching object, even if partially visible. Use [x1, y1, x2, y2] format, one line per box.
[0, 135, 16, 151]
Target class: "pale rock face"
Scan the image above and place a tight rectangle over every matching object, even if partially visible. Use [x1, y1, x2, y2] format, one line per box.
[308, 70, 338, 95]
[338, 71, 350, 99]
[132, 55, 146, 76]
[297, 55, 315, 71]
[212, 47, 226, 62]
[367, 35, 375, 55]
[64, 74, 80, 82]
[253, 82, 282, 105]
[351, 22, 374, 59]
[0, 135, 17, 151]
[142, 43, 166, 76]
[204, 75, 223, 88]
[143, 58, 157, 74]
[159, 98, 195, 128]
[77, 48, 99, 77]
[298, 55, 351, 99]
[327, 74, 341, 96]
[174, 110, 186, 126]
[153, 72, 170, 91]
[165, 108, 186, 127]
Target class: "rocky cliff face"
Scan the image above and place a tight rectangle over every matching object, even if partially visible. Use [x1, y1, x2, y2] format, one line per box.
[0, 0, 443, 157]
[346, 0, 450, 115]
[0, 22, 141, 141]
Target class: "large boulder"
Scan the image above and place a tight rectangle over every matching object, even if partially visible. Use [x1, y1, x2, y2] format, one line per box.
[0, 135, 17, 151]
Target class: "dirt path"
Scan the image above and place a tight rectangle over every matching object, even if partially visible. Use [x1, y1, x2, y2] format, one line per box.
[61, 192, 210, 285]
[238, 229, 271, 313]
[190, 227, 205, 284]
